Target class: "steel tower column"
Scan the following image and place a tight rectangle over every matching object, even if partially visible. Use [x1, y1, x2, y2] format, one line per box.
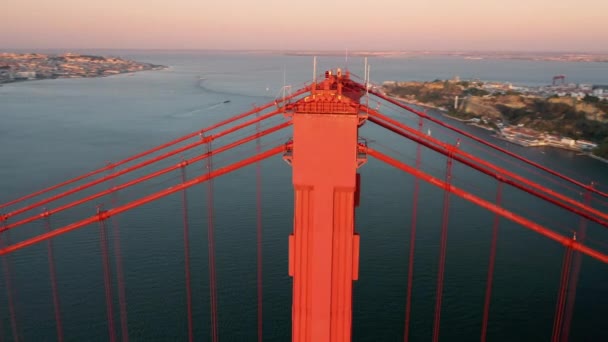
[287, 70, 365, 342]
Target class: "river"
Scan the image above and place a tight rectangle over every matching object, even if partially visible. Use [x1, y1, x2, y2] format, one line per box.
[0, 51, 607, 341]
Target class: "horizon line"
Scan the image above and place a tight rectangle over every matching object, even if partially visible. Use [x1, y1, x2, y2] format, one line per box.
[2, 48, 608, 55]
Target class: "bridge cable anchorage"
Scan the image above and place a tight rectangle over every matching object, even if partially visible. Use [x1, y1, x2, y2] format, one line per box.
[432, 140, 456, 342]
[0, 85, 309, 213]
[552, 236, 575, 342]
[361, 85, 608, 199]
[2, 108, 286, 225]
[404, 117, 424, 342]
[43, 212, 64, 342]
[97, 206, 117, 342]
[561, 184, 593, 342]
[256, 112, 264, 342]
[480, 182, 503, 342]
[180, 165, 194, 342]
[363, 110, 608, 228]
[205, 139, 219, 342]
[108, 164, 129, 342]
[0, 146, 286, 257]
[0, 223, 19, 342]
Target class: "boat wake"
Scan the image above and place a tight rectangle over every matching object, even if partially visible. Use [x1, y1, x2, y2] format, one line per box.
[197, 77, 274, 100]
[168, 101, 230, 119]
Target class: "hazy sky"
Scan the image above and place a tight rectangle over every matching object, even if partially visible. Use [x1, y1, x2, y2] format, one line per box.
[2, 0, 607, 52]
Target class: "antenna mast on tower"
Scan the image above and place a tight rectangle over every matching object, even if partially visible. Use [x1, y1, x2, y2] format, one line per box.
[345, 48, 349, 71]
[364, 57, 368, 87]
[313, 56, 317, 83]
[366, 63, 371, 95]
[282, 65, 286, 103]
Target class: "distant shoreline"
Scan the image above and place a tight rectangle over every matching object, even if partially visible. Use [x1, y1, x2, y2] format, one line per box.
[388, 95, 608, 165]
[588, 153, 608, 163]
[3, 49, 607, 64]
[0, 68, 168, 85]
[0, 53, 168, 84]
[280, 51, 608, 63]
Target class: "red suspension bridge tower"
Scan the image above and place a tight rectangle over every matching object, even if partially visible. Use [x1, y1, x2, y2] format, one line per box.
[286, 69, 365, 341]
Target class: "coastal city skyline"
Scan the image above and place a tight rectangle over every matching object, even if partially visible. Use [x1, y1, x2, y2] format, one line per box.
[2, 0, 607, 52]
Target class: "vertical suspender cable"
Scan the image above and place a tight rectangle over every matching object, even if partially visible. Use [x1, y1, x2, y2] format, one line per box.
[432, 141, 456, 342]
[180, 166, 194, 342]
[43, 214, 64, 342]
[552, 241, 574, 342]
[256, 113, 264, 342]
[1, 224, 19, 342]
[480, 182, 503, 341]
[206, 140, 219, 342]
[404, 117, 423, 342]
[98, 210, 116, 342]
[109, 165, 129, 342]
[0, 311, 3, 342]
[561, 185, 593, 342]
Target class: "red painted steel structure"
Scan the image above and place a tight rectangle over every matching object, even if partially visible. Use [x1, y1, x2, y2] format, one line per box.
[286, 69, 363, 342]
[1, 69, 607, 341]
[359, 84, 608, 199]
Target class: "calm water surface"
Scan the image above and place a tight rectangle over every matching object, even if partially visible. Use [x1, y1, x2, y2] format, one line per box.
[0, 51, 607, 341]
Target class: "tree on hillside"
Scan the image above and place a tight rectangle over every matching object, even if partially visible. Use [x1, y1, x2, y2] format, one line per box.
[583, 94, 600, 103]
[593, 138, 608, 158]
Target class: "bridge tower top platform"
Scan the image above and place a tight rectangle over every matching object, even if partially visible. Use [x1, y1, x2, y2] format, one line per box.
[292, 69, 364, 115]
